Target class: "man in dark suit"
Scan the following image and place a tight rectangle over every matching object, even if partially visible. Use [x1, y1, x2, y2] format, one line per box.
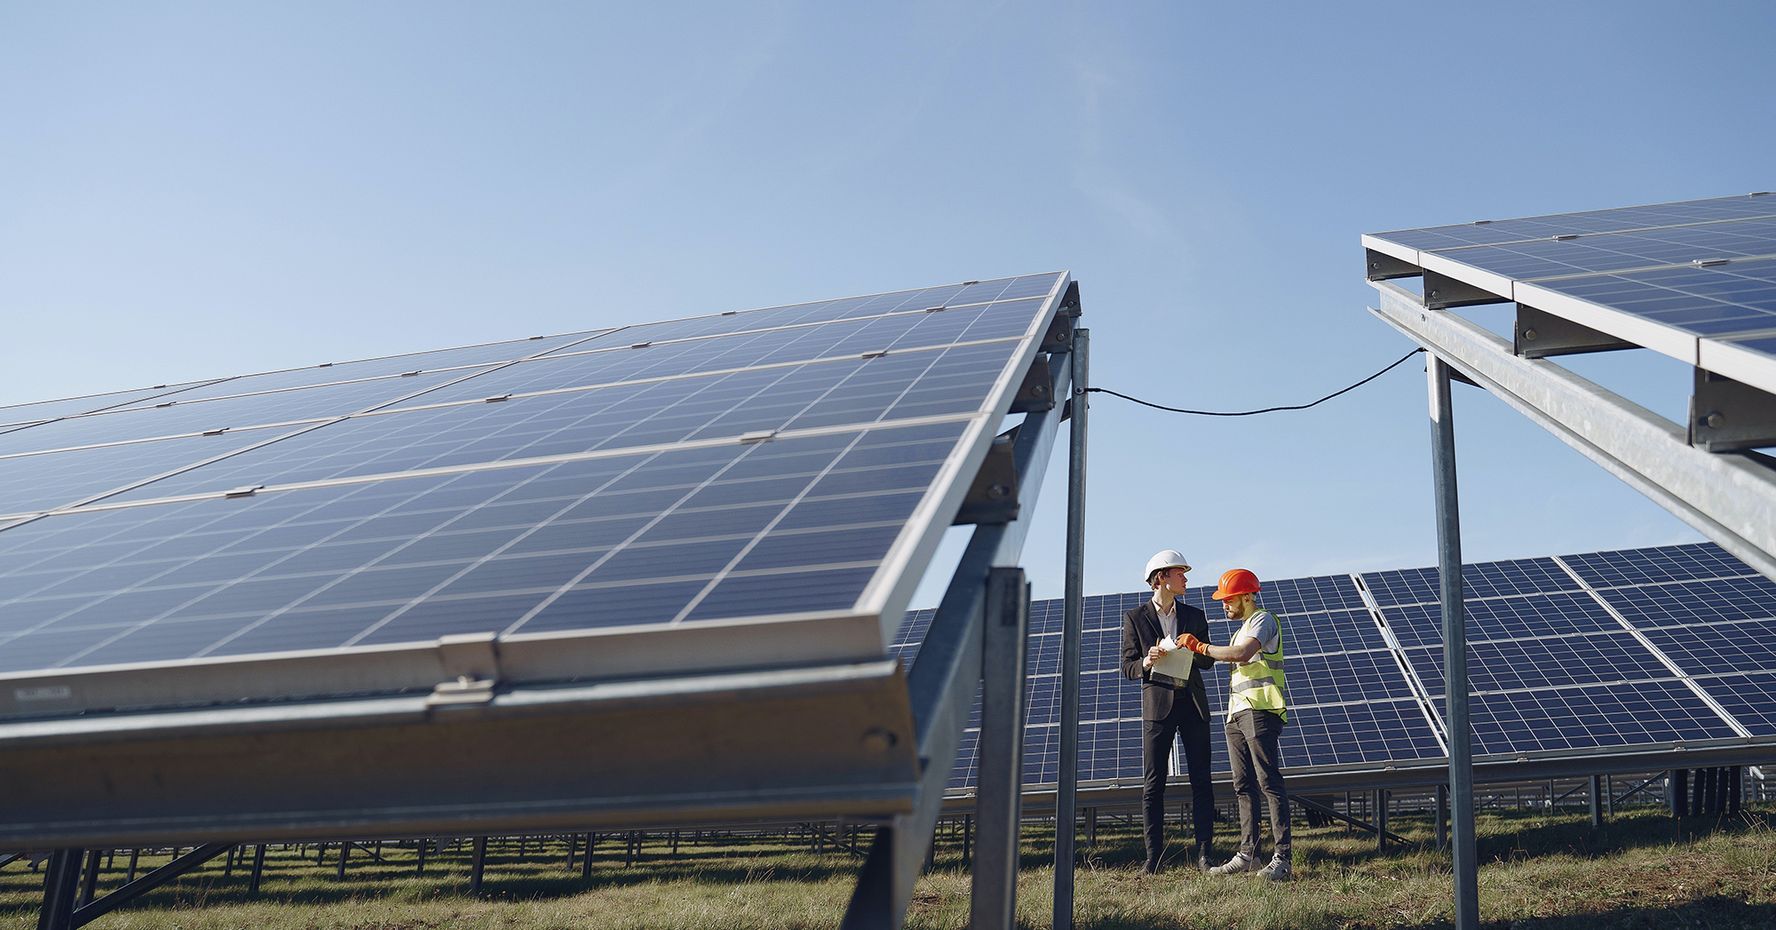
[1121, 549, 1217, 874]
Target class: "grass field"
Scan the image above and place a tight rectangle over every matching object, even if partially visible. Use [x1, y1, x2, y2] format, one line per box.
[5, 805, 1774, 929]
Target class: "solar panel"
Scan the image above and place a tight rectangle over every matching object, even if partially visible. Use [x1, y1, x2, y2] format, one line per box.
[0, 381, 220, 429]
[1465, 682, 1740, 755]
[1562, 541, 1759, 587]
[1699, 671, 1776, 736]
[102, 332, 614, 410]
[0, 273, 1069, 715]
[1363, 192, 1776, 394]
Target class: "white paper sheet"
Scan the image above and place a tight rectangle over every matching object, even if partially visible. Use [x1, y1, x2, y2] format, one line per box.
[1151, 637, 1196, 685]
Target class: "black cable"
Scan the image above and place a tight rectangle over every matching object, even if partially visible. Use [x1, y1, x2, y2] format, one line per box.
[1085, 348, 1425, 417]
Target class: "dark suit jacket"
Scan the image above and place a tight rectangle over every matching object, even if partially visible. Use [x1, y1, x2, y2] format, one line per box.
[1121, 599, 1216, 722]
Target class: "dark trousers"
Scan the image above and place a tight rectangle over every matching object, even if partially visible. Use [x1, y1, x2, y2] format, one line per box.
[1226, 708, 1291, 860]
[1141, 695, 1214, 863]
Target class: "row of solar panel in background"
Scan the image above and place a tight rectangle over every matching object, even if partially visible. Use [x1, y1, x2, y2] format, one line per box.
[892, 541, 1776, 791]
[1368, 193, 1776, 342]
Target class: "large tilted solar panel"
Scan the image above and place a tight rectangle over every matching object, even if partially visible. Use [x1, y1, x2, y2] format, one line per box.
[1364, 192, 1776, 393]
[0, 273, 1070, 715]
[923, 540, 1776, 794]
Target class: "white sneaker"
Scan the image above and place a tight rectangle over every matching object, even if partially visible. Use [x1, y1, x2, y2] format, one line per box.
[1256, 856, 1292, 882]
[1207, 852, 1258, 875]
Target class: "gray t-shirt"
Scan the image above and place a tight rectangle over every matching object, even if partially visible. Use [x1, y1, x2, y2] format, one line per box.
[1234, 608, 1280, 655]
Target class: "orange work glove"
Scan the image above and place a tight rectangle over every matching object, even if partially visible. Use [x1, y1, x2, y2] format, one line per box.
[1179, 633, 1210, 656]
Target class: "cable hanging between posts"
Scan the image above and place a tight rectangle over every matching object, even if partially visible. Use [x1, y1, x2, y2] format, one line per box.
[1085, 348, 1425, 417]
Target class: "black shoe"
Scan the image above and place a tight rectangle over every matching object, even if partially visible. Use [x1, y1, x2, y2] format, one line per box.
[1142, 857, 1162, 875]
[1196, 844, 1213, 873]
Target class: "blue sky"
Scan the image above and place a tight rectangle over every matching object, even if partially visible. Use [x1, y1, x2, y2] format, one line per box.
[2, 2, 1771, 606]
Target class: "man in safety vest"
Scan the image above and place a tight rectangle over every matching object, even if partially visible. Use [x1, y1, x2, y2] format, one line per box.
[1179, 567, 1292, 881]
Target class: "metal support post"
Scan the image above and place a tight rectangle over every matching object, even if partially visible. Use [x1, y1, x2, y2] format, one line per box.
[416, 839, 428, 875]
[125, 850, 138, 883]
[249, 845, 266, 895]
[973, 567, 1030, 930]
[581, 834, 595, 879]
[335, 841, 348, 880]
[1605, 774, 1614, 817]
[470, 837, 487, 894]
[77, 851, 101, 907]
[1669, 770, 1688, 817]
[1436, 784, 1448, 851]
[1375, 790, 1388, 851]
[37, 850, 83, 930]
[962, 815, 972, 867]
[1085, 808, 1097, 850]
[1429, 354, 1479, 930]
[1055, 327, 1088, 930]
[1590, 775, 1603, 828]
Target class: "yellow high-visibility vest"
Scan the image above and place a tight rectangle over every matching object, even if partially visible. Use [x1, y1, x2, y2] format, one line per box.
[1228, 608, 1286, 723]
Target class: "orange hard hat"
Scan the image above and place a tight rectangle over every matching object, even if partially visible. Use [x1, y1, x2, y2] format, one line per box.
[1211, 568, 1261, 601]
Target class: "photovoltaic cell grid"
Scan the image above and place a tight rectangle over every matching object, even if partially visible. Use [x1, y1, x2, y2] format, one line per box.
[0, 273, 1067, 681]
[1364, 193, 1776, 388]
[1582, 566, 1776, 738]
[927, 541, 1776, 791]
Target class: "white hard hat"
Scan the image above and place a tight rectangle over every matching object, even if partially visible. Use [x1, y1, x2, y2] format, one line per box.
[1143, 549, 1192, 583]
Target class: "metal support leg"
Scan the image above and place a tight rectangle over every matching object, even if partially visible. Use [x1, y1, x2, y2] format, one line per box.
[77, 851, 101, 907]
[1670, 770, 1687, 817]
[37, 850, 83, 930]
[336, 841, 348, 880]
[581, 834, 594, 880]
[1429, 354, 1479, 930]
[962, 815, 972, 867]
[1590, 775, 1604, 828]
[1605, 774, 1614, 818]
[973, 567, 1030, 930]
[249, 845, 266, 896]
[1085, 808, 1097, 850]
[470, 837, 487, 894]
[1055, 327, 1088, 930]
[1436, 784, 1449, 851]
[1376, 790, 1388, 851]
[416, 839, 428, 876]
[125, 850, 138, 883]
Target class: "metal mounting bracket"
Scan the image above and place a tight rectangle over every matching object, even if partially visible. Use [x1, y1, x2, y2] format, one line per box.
[951, 435, 1020, 525]
[1366, 248, 1421, 281]
[1690, 370, 1776, 452]
[1009, 355, 1056, 413]
[428, 634, 501, 707]
[1424, 270, 1507, 310]
[1514, 304, 1633, 358]
[1040, 312, 1074, 352]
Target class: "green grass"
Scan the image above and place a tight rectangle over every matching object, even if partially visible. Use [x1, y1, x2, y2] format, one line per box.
[4, 806, 1774, 929]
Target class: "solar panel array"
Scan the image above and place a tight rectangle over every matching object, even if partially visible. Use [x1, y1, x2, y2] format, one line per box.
[909, 541, 1776, 793]
[0, 274, 1067, 696]
[1363, 193, 1776, 394]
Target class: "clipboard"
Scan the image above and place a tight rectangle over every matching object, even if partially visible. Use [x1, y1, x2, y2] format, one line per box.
[1150, 637, 1196, 687]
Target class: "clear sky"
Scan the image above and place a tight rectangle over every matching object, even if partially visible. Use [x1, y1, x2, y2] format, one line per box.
[2, 2, 1771, 607]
